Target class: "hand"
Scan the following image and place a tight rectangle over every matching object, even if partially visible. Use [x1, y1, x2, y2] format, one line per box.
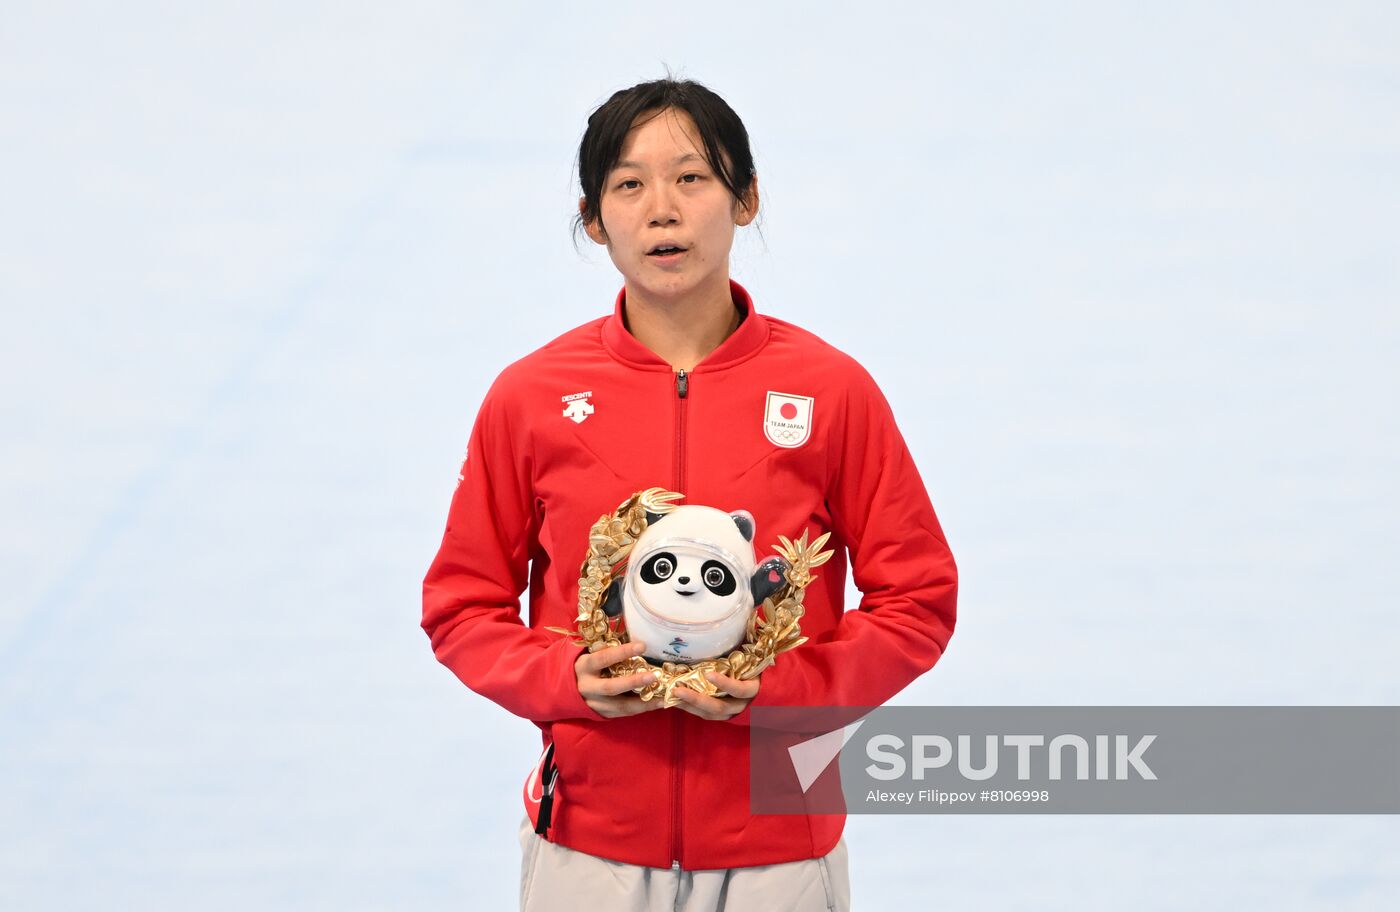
[672, 670, 759, 721]
[575, 641, 664, 719]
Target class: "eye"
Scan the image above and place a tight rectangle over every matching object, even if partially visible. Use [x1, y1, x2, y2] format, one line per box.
[617, 178, 640, 190]
[700, 559, 737, 596]
[641, 552, 677, 583]
[680, 173, 702, 184]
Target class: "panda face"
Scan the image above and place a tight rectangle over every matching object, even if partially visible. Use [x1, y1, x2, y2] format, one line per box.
[640, 551, 737, 596]
[632, 543, 745, 625]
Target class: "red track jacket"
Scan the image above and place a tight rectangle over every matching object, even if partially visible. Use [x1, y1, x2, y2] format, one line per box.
[422, 279, 957, 870]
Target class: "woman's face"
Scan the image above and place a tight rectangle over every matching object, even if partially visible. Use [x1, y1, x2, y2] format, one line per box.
[582, 107, 757, 304]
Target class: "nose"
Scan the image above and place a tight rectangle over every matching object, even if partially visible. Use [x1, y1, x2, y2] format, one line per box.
[647, 184, 680, 227]
[678, 576, 690, 584]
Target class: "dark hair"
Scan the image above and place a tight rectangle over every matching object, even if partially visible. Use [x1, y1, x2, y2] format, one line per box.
[572, 75, 759, 250]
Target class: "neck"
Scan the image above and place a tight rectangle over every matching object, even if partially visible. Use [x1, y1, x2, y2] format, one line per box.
[621, 275, 743, 371]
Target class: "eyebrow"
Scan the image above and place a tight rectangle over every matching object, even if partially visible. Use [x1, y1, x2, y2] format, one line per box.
[612, 153, 704, 171]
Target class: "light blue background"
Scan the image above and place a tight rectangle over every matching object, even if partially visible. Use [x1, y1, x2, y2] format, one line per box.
[3, 2, 1396, 909]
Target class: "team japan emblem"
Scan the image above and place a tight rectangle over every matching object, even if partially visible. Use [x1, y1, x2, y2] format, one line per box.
[764, 391, 814, 448]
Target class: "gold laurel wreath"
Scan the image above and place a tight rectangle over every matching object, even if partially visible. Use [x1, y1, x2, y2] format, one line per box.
[545, 487, 833, 708]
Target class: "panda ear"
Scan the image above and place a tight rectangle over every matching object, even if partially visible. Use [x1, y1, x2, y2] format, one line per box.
[730, 509, 755, 542]
[602, 577, 626, 618]
[644, 509, 666, 527]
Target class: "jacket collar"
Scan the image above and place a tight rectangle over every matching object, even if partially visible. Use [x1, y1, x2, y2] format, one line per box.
[601, 278, 770, 372]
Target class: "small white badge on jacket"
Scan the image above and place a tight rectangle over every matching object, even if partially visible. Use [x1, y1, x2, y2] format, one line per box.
[562, 390, 594, 424]
[764, 391, 814, 448]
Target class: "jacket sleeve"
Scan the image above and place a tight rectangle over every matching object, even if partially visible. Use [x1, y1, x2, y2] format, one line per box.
[421, 373, 608, 723]
[726, 360, 958, 727]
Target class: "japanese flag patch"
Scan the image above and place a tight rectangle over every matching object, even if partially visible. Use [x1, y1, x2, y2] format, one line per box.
[764, 391, 814, 448]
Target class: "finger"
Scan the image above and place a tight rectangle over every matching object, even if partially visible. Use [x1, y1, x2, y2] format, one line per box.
[586, 640, 647, 673]
[705, 671, 759, 699]
[610, 693, 666, 716]
[579, 641, 647, 675]
[591, 670, 659, 697]
[581, 673, 642, 700]
[677, 695, 742, 721]
[670, 690, 719, 720]
[588, 693, 649, 718]
[672, 700, 719, 721]
[673, 686, 730, 719]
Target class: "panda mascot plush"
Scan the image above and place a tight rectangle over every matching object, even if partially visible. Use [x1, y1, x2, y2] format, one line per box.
[600, 504, 790, 665]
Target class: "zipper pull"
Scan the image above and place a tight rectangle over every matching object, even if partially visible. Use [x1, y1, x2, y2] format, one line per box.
[676, 369, 688, 398]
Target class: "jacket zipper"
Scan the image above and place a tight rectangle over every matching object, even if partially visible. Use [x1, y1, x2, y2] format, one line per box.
[671, 367, 688, 868]
[675, 368, 688, 482]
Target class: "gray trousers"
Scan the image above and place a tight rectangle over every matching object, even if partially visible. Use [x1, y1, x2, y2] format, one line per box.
[518, 816, 851, 911]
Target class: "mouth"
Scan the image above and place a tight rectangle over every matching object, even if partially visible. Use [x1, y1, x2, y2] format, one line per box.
[647, 244, 688, 258]
[673, 588, 696, 597]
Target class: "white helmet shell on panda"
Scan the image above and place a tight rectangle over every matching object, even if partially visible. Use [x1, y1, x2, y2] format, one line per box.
[622, 504, 759, 663]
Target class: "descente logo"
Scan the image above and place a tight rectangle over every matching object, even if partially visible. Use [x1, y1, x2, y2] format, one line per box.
[562, 390, 594, 424]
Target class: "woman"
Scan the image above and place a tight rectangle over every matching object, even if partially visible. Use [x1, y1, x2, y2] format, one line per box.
[422, 77, 958, 911]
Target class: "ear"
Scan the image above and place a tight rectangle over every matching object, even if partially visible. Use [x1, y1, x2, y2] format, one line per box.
[602, 576, 626, 618]
[580, 196, 608, 245]
[644, 509, 666, 527]
[729, 509, 755, 542]
[734, 175, 759, 227]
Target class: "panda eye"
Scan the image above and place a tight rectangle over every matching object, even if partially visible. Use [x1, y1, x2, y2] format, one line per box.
[639, 553, 677, 584]
[699, 559, 738, 596]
